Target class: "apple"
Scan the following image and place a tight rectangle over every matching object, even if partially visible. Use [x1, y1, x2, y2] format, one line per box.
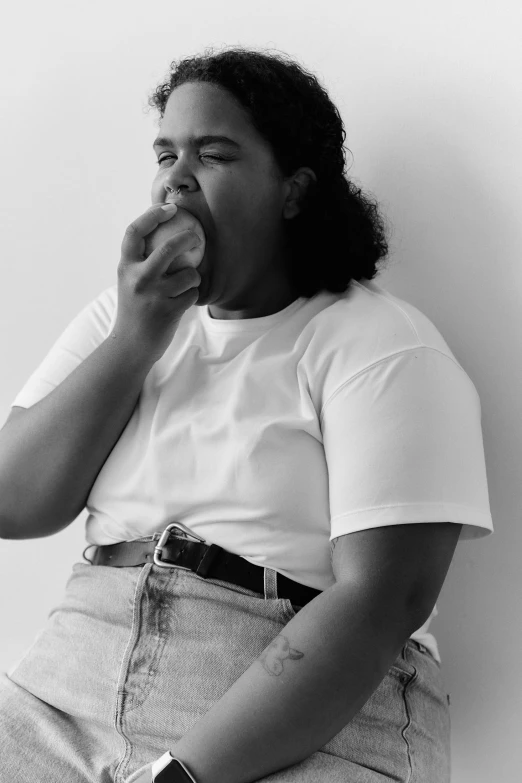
[143, 206, 206, 272]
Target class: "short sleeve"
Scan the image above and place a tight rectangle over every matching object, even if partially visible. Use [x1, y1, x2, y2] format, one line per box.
[10, 285, 118, 410]
[321, 347, 494, 542]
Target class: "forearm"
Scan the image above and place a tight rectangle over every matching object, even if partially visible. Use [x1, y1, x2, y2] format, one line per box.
[0, 333, 157, 539]
[170, 579, 424, 783]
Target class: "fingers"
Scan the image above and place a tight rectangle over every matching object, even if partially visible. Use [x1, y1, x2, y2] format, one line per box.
[163, 264, 201, 298]
[141, 230, 203, 283]
[120, 204, 178, 262]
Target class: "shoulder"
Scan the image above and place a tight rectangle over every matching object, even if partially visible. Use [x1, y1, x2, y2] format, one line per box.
[307, 279, 456, 358]
[300, 280, 467, 410]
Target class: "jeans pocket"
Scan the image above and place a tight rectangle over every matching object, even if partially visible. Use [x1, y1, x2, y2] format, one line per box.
[407, 638, 441, 669]
[277, 597, 304, 623]
[388, 641, 418, 683]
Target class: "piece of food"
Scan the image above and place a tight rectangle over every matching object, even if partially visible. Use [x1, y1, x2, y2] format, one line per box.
[144, 206, 206, 270]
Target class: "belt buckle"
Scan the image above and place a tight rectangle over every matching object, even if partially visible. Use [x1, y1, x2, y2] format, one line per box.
[153, 522, 207, 569]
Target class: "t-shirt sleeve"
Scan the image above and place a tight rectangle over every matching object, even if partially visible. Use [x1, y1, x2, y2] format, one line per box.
[10, 285, 118, 410]
[321, 347, 494, 542]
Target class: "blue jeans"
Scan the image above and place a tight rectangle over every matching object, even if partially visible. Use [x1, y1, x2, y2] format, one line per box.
[0, 548, 451, 782]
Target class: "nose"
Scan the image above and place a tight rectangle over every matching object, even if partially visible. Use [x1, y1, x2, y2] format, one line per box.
[165, 180, 194, 206]
[163, 163, 194, 197]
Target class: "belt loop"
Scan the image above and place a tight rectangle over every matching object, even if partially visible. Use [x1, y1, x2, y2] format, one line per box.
[264, 567, 279, 600]
[82, 545, 96, 564]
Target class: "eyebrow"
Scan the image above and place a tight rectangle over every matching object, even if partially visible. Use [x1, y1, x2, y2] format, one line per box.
[152, 134, 242, 150]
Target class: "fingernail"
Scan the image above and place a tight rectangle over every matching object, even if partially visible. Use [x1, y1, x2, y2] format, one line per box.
[161, 204, 177, 212]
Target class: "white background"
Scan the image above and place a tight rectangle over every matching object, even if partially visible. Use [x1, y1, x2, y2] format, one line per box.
[0, 2, 520, 780]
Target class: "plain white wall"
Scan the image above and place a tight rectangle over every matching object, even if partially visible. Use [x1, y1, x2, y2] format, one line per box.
[0, 1, 519, 780]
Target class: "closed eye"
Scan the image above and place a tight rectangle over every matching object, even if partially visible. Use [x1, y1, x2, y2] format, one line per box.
[156, 154, 230, 165]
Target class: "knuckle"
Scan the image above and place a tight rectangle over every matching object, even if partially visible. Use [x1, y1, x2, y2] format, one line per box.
[119, 264, 145, 294]
[155, 231, 199, 262]
[124, 221, 140, 239]
[131, 273, 149, 294]
[158, 240, 176, 257]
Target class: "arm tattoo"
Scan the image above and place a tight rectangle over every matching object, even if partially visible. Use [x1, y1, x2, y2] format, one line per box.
[258, 634, 304, 676]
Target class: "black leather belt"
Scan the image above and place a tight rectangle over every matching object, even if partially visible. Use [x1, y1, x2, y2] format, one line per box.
[84, 522, 322, 612]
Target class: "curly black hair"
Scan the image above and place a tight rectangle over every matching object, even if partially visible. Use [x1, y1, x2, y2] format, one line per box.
[146, 45, 392, 298]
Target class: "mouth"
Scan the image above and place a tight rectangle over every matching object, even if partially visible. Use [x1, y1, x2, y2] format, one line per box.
[165, 195, 183, 207]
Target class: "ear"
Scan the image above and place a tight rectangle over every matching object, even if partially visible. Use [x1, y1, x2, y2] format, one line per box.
[283, 167, 317, 219]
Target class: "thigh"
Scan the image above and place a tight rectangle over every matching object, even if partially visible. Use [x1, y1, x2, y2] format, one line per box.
[254, 638, 450, 783]
[1, 562, 140, 783]
[3, 562, 449, 783]
[119, 570, 450, 783]
[400, 639, 452, 782]
[324, 637, 450, 783]
[0, 672, 118, 783]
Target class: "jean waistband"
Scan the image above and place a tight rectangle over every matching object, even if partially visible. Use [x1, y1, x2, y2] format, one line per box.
[83, 524, 322, 610]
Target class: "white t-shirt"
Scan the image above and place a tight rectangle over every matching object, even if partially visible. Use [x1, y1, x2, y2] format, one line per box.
[11, 278, 494, 663]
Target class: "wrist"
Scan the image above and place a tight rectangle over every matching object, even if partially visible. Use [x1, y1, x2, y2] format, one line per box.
[105, 326, 162, 369]
[152, 751, 199, 782]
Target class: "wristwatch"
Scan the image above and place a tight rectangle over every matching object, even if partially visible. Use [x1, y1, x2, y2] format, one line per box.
[151, 751, 198, 782]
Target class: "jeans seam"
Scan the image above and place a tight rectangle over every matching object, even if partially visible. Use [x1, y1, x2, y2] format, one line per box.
[401, 661, 418, 783]
[280, 597, 299, 623]
[112, 563, 152, 783]
[124, 570, 175, 715]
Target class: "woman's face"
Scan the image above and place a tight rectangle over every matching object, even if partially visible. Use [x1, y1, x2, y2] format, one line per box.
[150, 81, 309, 319]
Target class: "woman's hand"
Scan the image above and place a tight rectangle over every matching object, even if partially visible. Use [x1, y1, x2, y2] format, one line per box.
[114, 204, 203, 363]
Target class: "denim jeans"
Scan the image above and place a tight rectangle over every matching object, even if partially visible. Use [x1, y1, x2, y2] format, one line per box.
[0, 549, 451, 782]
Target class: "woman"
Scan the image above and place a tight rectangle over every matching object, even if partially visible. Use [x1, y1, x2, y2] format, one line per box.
[0, 46, 493, 783]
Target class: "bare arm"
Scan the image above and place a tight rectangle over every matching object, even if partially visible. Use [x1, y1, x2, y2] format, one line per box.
[164, 523, 461, 783]
[0, 202, 203, 540]
[0, 336, 157, 539]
